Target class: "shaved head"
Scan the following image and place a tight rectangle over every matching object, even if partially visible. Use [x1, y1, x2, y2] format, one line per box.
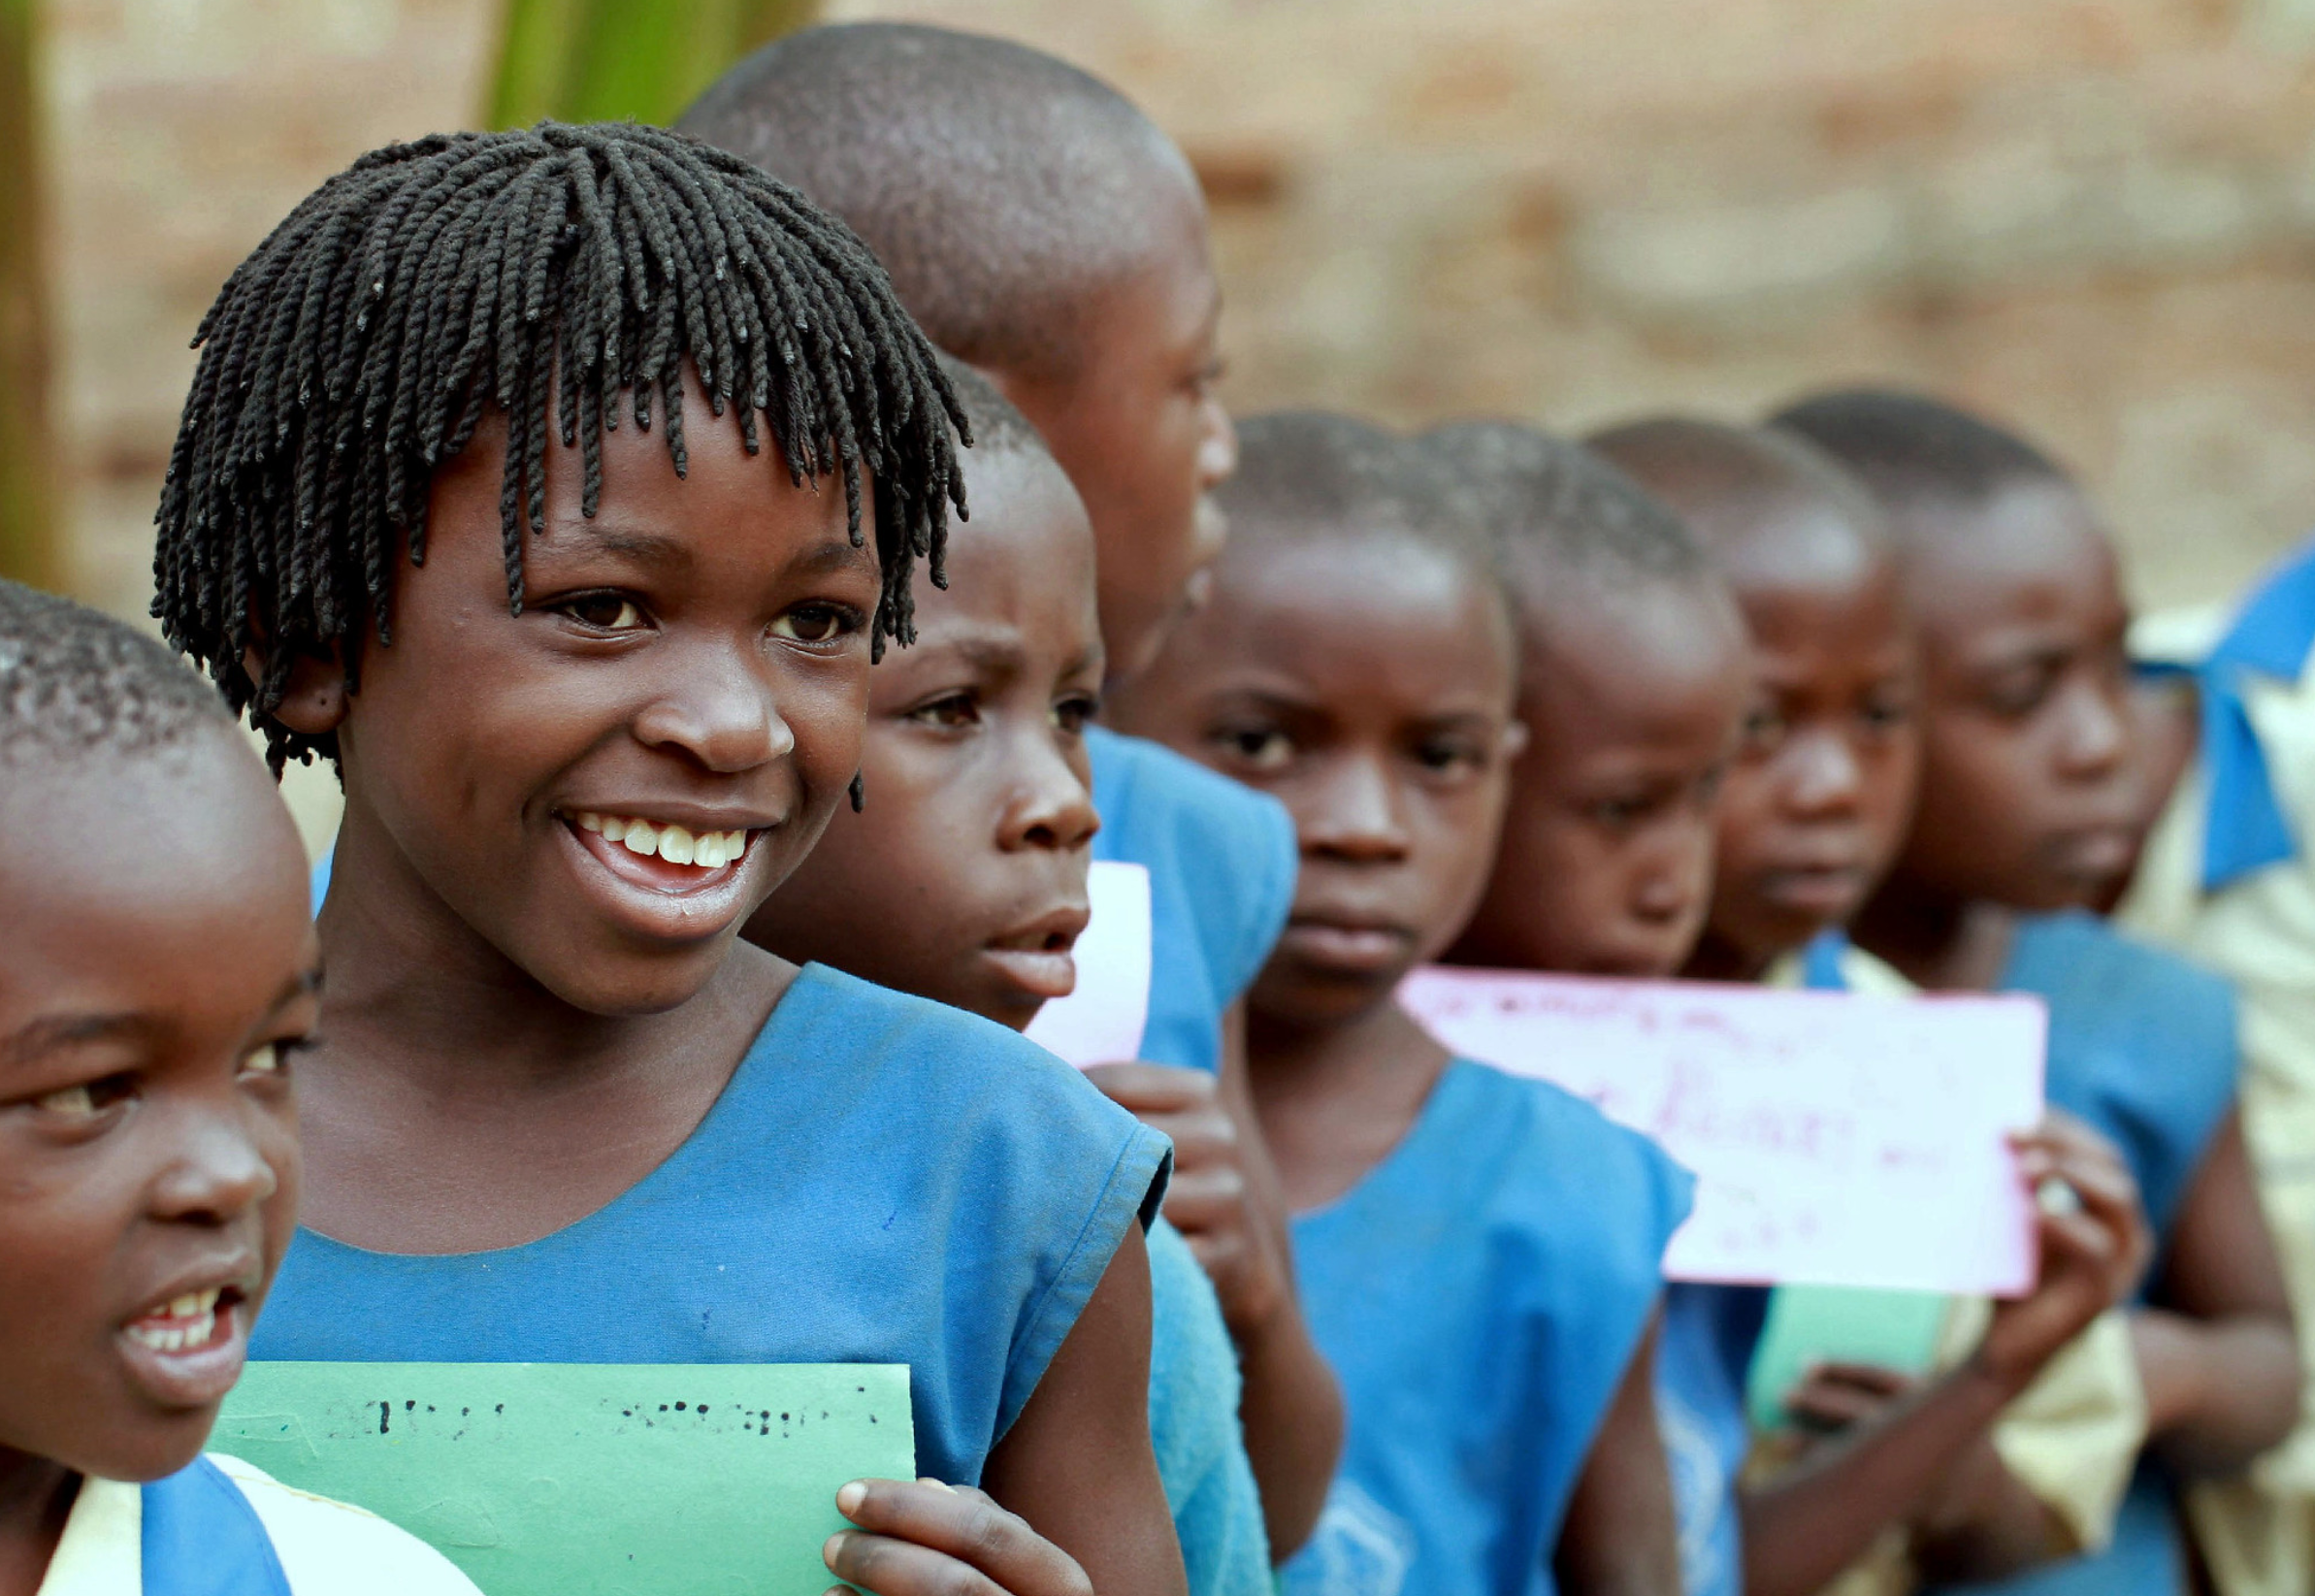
[679, 22, 1198, 382]
[1588, 416, 1889, 591]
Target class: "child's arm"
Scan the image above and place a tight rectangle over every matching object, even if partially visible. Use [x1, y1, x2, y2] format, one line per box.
[2132, 1110, 2301, 1475]
[1741, 1118, 2151, 1596]
[981, 1222, 1190, 1596]
[1552, 1315, 1680, 1596]
[824, 1479, 1094, 1596]
[1088, 1021, 1346, 1560]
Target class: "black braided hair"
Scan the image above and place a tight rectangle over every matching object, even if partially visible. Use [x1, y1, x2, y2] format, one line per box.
[153, 121, 969, 771]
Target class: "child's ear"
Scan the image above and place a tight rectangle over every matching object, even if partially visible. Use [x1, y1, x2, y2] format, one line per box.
[243, 642, 350, 735]
[1501, 720, 1531, 762]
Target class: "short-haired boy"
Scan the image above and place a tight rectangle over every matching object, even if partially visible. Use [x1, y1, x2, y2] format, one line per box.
[1597, 416, 2152, 1596]
[747, 360, 1271, 1596]
[1116, 411, 1695, 1596]
[157, 123, 1181, 1596]
[1780, 387, 2300, 1596]
[682, 28, 1340, 1550]
[0, 580, 479, 1594]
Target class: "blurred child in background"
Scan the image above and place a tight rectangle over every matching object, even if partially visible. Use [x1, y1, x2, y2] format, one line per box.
[1779, 387, 2300, 1596]
[1115, 411, 1694, 1596]
[747, 360, 1272, 1596]
[0, 581, 481, 1594]
[1595, 416, 2153, 1596]
[158, 124, 1181, 1596]
[682, 30, 1342, 1549]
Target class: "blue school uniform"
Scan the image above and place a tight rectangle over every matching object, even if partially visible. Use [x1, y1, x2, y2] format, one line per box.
[1282, 1059, 1693, 1596]
[1087, 726, 1297, 1073]
[1926, 913, 2240, 1596]
[1656, 1283, 1773, 1596]
[1147, 1218, 1272, 1596]
[252, 963, 1172, 1487]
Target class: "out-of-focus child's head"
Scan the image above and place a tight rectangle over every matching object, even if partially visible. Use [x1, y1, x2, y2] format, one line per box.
[1591, 417, 1919, 979]
[747, 360, 1102, 1030]
[151, 124, 964, 1022]
[1111, 411, 1525, 1031]
[1776, 390, 2136, 913]
[0, 581, 315, 1485]
[682, 22, 1237, 686]
[1427, 421, 1748, 979]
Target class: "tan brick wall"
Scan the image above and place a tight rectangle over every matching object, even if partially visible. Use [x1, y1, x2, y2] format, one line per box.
[44, 0, 2315, 626]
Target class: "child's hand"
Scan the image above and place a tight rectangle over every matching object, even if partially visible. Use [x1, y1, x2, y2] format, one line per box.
[1783, 1361, 1917, 1437]
[823, 1479, 1092, 1596]
[1976, 1112, 2152, 1391]
[1083, 1061, 1293, 1335]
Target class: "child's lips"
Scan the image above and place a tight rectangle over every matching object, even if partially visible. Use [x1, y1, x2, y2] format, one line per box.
[1280, 916, 1414, 974]
[116, 1283, 250, 1410]
[1755, 863, 1868, 917]
[555, 811, 771, 943]
[984, 907, 1089, 1001]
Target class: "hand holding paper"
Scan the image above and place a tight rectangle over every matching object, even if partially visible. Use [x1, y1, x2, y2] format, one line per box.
[1398, 966, 2049, 1295]
[825, 1480, 1095, 1596]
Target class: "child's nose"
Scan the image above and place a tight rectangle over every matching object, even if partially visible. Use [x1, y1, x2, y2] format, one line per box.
[632, 652, 797, 773]
[147, 1104, 280, 1228]
[1000, 735, 1100, 854]
[2057, 680, 2131, 780]
[1781, 729, 1864, 815]
[1302, 758, 1412, 862]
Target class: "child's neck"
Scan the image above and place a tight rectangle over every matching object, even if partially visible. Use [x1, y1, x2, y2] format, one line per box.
[0, 1452, 75, 1596]
[1680, 930, 1776, 985]
[1246, 996, 1451, 1215]
[1851, 873, 2017, 993]
[296, 809, 790, 1255]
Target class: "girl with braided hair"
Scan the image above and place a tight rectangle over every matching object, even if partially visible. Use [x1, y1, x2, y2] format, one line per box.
[151, 122, 1185, 1596]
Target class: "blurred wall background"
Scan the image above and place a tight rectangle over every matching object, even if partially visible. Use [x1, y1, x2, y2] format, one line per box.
[41, 0, 2315, 630]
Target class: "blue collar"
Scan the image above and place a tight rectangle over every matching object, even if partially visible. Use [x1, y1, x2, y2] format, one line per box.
[1799, 929, 1851, 992]
[142, 1457, 293, 1596]
[2178, 539, 2315, 892]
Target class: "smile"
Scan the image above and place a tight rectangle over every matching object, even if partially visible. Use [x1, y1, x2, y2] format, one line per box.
[116, 1281, 251, 1408]
[123, 1286, 229, 1353]
[572, 811, 753, 869]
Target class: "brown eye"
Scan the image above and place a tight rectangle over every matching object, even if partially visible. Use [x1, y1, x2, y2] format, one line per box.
[1216, 726, 1293, 772]
[33, 1074, 134, 1122]
[771, 603, 856, 644]
[560, 594, 647, 632]
[908, 692, 979, 730]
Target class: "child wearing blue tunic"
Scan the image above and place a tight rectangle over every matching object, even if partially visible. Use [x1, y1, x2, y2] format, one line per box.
[1119, 411, 1694, 1595]
[741, 361, 1271, 1596]
[1598, 413, 2155, 1596]
[0, 584, 479, 1596]
[152, 127, 1184, 1596]
[679, 29, 1340, 1552]
[1778, 389, 2299, 1596]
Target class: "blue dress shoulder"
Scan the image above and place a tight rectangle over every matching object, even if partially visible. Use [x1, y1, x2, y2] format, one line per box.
[1655, 1282, 1773, 1596]
[251, 963, 1173, 1487]
[1283, 1059, 1694, 1596]
[1147, 1217, 1272, 1596]
[1088, 725, 1297, 1074]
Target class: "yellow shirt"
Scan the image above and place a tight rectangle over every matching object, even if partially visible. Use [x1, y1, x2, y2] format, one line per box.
[2120, 602, 2315, 1596]
[1757, 942, 2148, 1595]
[36, 1455, 481, 1596]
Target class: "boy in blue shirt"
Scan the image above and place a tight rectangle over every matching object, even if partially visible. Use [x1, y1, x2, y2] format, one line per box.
[1780, 387, 2299, 1596]
[1115, 410, 1695, 1596]
[0, 580, 480, 1595]
[153, 122, 1181, 1596]
[1599, 416, 2155, 1596]
[748, 359, 1271, 1596]
[682, 27, 1339, 1553]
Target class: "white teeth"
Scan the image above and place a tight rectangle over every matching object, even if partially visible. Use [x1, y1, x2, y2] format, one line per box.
[575, 812, 604, 833]
[695, 832, 727, 868]
[657, 825, 696, 865]
[621, 821, 659, 856]
[126, 1305, 217, 1352]
[579, 815, 750, 868]
[601, 815, 629, 842]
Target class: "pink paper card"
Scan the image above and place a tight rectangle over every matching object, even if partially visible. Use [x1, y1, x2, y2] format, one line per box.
[1398, 966, 2047, 1295]
[1026, 862, 1153, 1068]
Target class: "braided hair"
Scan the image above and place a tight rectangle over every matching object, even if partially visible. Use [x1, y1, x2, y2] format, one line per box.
[153, 120, 969, 770]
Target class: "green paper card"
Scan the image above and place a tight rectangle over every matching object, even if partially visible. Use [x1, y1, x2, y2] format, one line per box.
[211, 1363, 914, 1596]
[1744, 1285, 1950, 1432]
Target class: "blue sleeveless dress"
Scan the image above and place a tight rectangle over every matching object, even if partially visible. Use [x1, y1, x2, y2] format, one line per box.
[141, 1457, 294, 1596]
[1282, 1059, 1694, 1596]
[1087, 726, 1297, 1074]
[1929, 912, 2239, 1596]
[252, 963, 1173, 1486]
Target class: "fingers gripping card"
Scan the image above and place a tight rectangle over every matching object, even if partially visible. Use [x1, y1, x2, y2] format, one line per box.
[1399, 966, 2046, 1295]
[1026, 861, 1152, 1068]
[212, 1363, 914, 1596]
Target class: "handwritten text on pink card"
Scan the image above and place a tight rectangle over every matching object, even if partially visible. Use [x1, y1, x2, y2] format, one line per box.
[1399, 967, 2047, 1294]
[1026, 862, 1152, 1068]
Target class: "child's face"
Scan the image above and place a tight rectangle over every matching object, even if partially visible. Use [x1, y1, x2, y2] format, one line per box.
[307, 371, 884, 1015]
[995, 171, 1236, 687]
[744, 447, 1103, 1030]
[0, 734, 313, 1482]
[1701, 532, 1921, 974]
[1118, 536, 1523, 1029]
[1894, 482, 2136, 910]
[1457, 574, 1748, 978]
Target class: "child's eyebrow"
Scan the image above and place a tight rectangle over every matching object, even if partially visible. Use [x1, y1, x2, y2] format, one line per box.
[537, 521, 694, 572]
[2, 1011, 152, 1069]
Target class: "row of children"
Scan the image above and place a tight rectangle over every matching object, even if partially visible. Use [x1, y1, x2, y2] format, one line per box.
[2, 17, 2311, 1596]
